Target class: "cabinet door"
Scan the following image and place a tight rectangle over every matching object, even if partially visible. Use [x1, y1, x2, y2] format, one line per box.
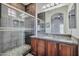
[47, 41, 58, 56]
[59, 43, 78, 56]
[37, 39, 46, 56]
[31, 38, 38, 55]
[78, 46, 79, 56]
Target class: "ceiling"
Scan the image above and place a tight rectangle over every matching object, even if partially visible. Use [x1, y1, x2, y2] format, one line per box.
[22, 3, 30, 5]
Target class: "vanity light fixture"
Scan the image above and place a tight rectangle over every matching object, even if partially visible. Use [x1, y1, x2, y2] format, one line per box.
[50, 3, 54, 7]
[46, 4, 50, 8]
[42, 3, 61, 10]
[42, 6, 46, 9]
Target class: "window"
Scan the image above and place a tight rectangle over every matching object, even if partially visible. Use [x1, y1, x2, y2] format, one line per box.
[69, 4, 76, 29]
[51, 13, 64, 34]
[60, 24, 64, 34]
[8, 8, 16, 17]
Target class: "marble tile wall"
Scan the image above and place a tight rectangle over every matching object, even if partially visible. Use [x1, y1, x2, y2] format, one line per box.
[0, 31, 25, 53]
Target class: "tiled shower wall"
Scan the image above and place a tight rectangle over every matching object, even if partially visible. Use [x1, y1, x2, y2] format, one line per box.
[0, 31, 24, 53]
[0, 4, 25, 53]
[0, 3, 36, 54]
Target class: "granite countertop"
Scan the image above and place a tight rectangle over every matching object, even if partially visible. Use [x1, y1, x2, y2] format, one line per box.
[39, 32, 71, 36]
[72, 35, 79, 40]
[46, 33, 71, 36]
[31, 34, 79, 45]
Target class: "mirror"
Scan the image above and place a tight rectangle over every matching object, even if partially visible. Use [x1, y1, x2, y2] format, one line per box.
[69, 4, 76, 29]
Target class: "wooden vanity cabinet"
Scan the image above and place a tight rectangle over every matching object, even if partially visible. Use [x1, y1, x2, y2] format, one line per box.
[47, 41, 58, 56]
[59, 43, 78, 56]
[31, 37, 78, 56]
[31, 38, 38, 55]
[37, 39, 46, 56]
[78, 46, 79, 56]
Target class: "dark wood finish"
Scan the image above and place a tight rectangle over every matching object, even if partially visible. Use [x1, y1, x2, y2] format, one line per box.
[31, 37, 78, 56]
[59, 43, 78, 56]
[37, 39, 46, 56]
[47, 41, 58, 56]
[31, 38, 38, 55]
[78, 46, 79, 56]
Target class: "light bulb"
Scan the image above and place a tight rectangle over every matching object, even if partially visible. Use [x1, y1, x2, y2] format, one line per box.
[46, 4, 50, 8]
